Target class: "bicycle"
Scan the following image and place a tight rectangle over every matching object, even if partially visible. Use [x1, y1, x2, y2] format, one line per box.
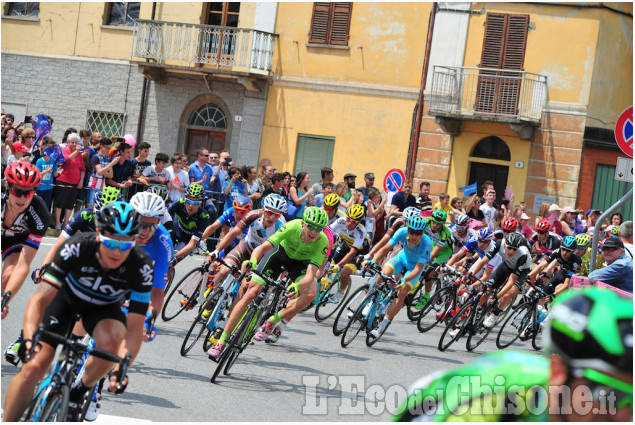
[496, 279, 553, 351]
[162, 246, 215, 322]
[164, 242, 209, 295]
[210, 266, 291, 383]
[405, 264, 447, 321]
[180, 257, 246, 356]
[340, 264, 398, 348]
[21, 324, 130, 422]
[416, 265, 468, 333]
[2, 290, 11, 311]
[313, 267, 352, 322]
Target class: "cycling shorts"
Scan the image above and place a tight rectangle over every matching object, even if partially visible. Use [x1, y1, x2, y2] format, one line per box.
[225, 240, 252, 267]
[386, 251, 424, 288]
[487, 263, 529, 291]
[251, 245, 311, 287]
[432, 245, 452, 266]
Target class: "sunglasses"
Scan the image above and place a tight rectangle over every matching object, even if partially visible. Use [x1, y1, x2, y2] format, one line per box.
[10, 188, 35, 198]
[140, 222, 158, 232]
[408, 229, 424, 236]
[456, 225, 468, 231]
[573, 368, 633, 410]
[537, 230, 548, 235]
[100, 234, 136, 252]
[602, 247, 620, 252]
[561, 248, 574, 253]
[477, 238, 490, 244]
[209, 156, 218, 159]
[185, 198, 201, 206]
[324, 206, 337, 212]
[304, 223, 324, 232]
[506, 246, 519, 251]
[264, 209, 281, 218]
[234, 208, 250, 215]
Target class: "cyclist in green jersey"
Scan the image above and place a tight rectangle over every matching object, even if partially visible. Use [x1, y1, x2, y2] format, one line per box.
[414, 209, 453, 310]
[207, 207, 330, 359]
[394, 287, 632, 422]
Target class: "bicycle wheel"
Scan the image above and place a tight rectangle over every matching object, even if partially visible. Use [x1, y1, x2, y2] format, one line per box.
[417, 286, 454, 333]
[315, 279, 351, 322]
[162, 267, 205, 322]
[366, 300, 394, 347]
[496, 302, 533, 349]
[341, 293, 375, 348]
[332, 284, 369, 336]
[224, 307, 259, 376]
[164, 264, 176, 294]
[211, 306, 255, 383]
[181, 288, 222, 356]
[531, 315, 544, 351]
[39, 385, 69, 422]
[465, 303, 496, 352]
[406, 278, 439, 321]
[438, 301, 473, 352]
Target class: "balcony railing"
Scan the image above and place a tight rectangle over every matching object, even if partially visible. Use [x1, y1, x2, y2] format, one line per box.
[429, 66, 548, 123]
[131, 20, 276, 74]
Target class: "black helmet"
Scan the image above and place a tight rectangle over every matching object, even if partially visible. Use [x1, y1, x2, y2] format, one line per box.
[504, 232, 523, 249]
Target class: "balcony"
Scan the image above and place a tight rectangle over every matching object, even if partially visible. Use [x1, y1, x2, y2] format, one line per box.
[428, 66, 548, 137]
[130, 20, 277, 86]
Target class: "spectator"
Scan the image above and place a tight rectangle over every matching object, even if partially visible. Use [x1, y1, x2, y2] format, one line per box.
[448, 196, 465, 223]
[560, 206, 585, 236]
[535, 201, 551, 227]
[588, 237, 632, 293]
[20, 128, 36, 163]
[388, 180, 416, 220]
[223, 166, 247, 211]
[356, 172, 375, 201]
[106, 142, 135, 197]
[91, 131, 102, 145]
[8, 142, 29, 165]
[180, 153, 190, 173]
[166, 154, 190, 203]
[546, 204, 563, 235]
[129, 141, 152, 200]
[34, 139, 59, 211]
[208, 151, 220, 169]
[313, 181, 334, 208]
[479, 180, 495, 203]
[288, 171, 312, 219]
[611, 212, 623, 226]
[619, 221, 633, 258]
[210, 149, 232, 211]
[53, 133, 85, 229]
[479, 189, 497, 230]
[139, 152, 170, 188]
[465, 193, 485, 225]
[262, 172, 285, 198]
[242, 165, 262, 207]
[255, 164, 274, 194]
[189, 148, 218, 215]
[416, 181, 433, 213]
[1, 113, 15, 138]
[334, 181, 353, 211]
[367, 187, 386, 243]
[2, 131, 14, 173]
[74, 130, 93, 212]
[86, 137, 117, 208]
[519, 212, 533, 239]
[312, 167, 334, 196]
[342, 173, 357, 203]
[433, 193, 452, 214]
[281, 172, 292, 198]
[60, 127, 78, 147]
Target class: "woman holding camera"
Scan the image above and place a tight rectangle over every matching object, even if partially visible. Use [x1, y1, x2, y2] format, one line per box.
[223, 166, 248, 211]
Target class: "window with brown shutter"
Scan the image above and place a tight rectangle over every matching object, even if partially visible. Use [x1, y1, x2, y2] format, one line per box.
[475, 13, 529, 116]
[309, 2, 352, 46]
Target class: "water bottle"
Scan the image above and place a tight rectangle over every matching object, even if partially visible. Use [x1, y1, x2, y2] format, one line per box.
[321, 275, 333, 292]
[457, 291, 469, 304]
[536, 305, 547, 324]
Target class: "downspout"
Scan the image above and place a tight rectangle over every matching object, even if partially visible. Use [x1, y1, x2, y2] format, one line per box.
[136, 2, 157, 148]
[407, 2, 437, 180]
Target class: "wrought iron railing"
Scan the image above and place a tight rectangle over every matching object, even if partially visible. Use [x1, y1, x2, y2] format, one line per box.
[131, 20, 276, 74]
[429, 66, 548, 123]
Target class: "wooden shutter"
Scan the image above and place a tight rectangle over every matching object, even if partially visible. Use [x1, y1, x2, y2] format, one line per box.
[475, 13, 529, 116]
[309, 2, 352, 46]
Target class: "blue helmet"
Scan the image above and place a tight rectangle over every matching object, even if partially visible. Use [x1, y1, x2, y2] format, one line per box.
[408, 216, 426, 232]
[562, 235, 577, 250]
[96, 201, 141, 237]
[478, 227, 494, 241]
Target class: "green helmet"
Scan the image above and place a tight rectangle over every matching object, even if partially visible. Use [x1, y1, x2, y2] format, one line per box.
[93, 186, 121, 210]
[185, 183, 204, 200]
[302, 206, 328, 229]
[575, 233, 591, 248]
[431, 209, 447, 224]
[612, 225, 621, 236]
[546, 287, 633, 374]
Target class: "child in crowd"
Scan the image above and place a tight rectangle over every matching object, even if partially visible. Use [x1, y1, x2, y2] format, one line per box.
[35, 140, 59, 211]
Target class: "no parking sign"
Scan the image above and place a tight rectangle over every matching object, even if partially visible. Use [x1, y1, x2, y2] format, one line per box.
[383, 168, 405, 192]
[615, 106, 633, 158]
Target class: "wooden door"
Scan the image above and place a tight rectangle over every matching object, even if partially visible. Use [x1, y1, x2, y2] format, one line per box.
[469, 162, 509, 204]
[186, 129, 226, 164]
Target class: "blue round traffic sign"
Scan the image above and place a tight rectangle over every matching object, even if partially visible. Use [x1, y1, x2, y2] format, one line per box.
[383, 168, 405, 192]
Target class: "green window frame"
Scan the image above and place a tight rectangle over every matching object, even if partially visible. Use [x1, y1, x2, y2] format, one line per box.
[293, 134, 335, 180]
[591, 164, 632, 220]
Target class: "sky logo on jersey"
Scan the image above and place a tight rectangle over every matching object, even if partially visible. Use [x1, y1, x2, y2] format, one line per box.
[76, 276, 127, 298]
[139, 264, 153, 286]
[60, 243, 81, 261]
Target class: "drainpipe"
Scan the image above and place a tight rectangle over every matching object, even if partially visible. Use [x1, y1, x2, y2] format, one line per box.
[136, 2, 157, 148]
[407, 2, 437, 180]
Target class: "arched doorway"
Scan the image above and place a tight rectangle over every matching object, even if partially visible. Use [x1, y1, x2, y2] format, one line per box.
[182, 98, 230, 164]
[468, 136, 511, 201]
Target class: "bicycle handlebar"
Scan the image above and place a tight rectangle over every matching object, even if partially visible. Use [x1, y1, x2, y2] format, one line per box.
[1, 291, 11, 311]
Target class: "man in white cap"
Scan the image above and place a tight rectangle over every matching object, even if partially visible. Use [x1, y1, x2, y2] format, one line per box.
[546, 203, 563, 235]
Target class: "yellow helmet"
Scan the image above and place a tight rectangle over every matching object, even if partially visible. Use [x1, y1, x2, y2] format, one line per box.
[324, 193, 340, 208]
[347, 204, 365, 221]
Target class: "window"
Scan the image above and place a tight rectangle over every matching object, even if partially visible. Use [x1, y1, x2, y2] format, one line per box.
[471, 136, 511, 161]
[294, 134, 335, 178]
[206, 2, 240, 27]
[591, 164, 633, 219]
[86, 111, 125, 139]
[6, 2, 39, 17]
[475, 13, 529, 116]
[107, 2, 140, 27]
[309, 2, 352, 46]
[189, 104, 227, 129]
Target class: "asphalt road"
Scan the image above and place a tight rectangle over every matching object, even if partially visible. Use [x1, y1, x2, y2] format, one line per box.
[1, 237, 537, 422]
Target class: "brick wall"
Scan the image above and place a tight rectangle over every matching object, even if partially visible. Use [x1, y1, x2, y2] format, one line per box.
[576, 146, 623, 211]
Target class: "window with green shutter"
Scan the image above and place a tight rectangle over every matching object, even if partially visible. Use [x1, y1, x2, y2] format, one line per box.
[308, 3, 353, 46]
[591, 164, 633, 220]
[294, 134, 335, 180]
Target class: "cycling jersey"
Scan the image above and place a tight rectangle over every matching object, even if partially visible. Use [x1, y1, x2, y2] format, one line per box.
[422, 217, 453, 249]
[327, 210, 345, 227]
[485, 239, 532, 274]
[388, 227, 432, 266]
[168, 198, 212, 242]
[139, 224, 174, 290]
[61, 208, 96, 239]
[328, 216, 368, 250]
[267, 219, 330, 268]
[1, 193, 50, 257]
[237, 209, 286, 250]
[394, 351, 550, 422]
[462, 238, 494, 258]
[531, 231, 562, 255]
[547, 248, 582, 276]
[451, 227, 477, 250]
[42, 233, 153, 314]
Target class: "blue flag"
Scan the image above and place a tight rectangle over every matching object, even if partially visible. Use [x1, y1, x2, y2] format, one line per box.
[461, 182, 478, 196]
[31, 114, 52, 152]
[44, 144, 65, 165]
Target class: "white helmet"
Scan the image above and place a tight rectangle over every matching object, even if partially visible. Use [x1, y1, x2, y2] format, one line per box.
[130, 191, 166, 218]
[147, 185, 170, 202]
[262, 193, 287, 213]
[403, 207, 421, 220]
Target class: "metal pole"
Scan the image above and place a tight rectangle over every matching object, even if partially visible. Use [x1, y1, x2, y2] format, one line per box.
[589, 188, 633, 272]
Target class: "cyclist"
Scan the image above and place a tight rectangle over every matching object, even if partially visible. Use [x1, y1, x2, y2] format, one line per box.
[528, 235, 581, 297]
[532, 219, 562, 264]
[469, 232, 533, 328]
[167, 183, 212, 262]
[325, 204, 370, 303]
[365, 206, 421, 260]
[204, 194, 287, 311]
[207, 207, 330, 359]
[366, 215, 432, 337]
[323, 193, 344, 225]
[147, 184, 174, 232]
[2, 202, 153, 422]
[1, 161, 49, 319]
[575, 232, 592, 262]
[446, 227, 495, 275]
[414, 209, 454, 310]
[200, 194, 252, 253]
[450, 214, 477, 251]
[394, 287, 632, 421]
